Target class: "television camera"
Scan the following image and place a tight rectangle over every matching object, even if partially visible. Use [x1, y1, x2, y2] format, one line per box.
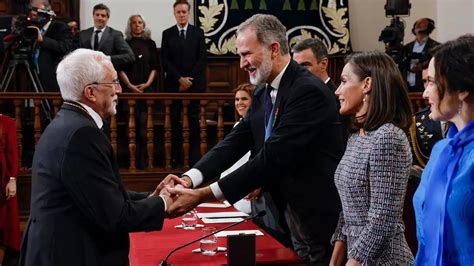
[378, 0, 411, 65]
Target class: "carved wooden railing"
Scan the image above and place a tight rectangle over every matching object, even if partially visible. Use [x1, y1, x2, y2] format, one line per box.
[0, 91, 425, 172]
[0, 92, 236, 172]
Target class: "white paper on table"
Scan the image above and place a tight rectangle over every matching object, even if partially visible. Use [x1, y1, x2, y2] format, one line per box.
[197, 211, 249, 219]
[215, 230, 264, 238]
[192, 247, 227, 253]
[197, 202, 231, 208]
[201, 217, 243, 224]
[174, 224, 204, 229]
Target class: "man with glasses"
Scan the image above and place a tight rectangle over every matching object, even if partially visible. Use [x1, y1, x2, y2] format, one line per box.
[20, 49, 176, 266]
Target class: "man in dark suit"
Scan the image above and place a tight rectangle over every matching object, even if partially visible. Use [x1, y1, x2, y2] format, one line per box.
[19, 49, 173, 266]
[160, 0, 207, 167]
[404, 18, 440, 92]
[163, 14, 343, 264]
[29, 0, 72, 92]
[292, 38, 336, 91]
[292, 38, 349, 147]
[78, 3, 134, 69]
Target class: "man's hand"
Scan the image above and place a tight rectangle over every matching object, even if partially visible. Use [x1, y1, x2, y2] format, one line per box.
[27, 26, 43, 43]
[149, 174, 189, 198]
[166, 186, 215, 217]
[245, 188, 261, 200]
[178, 77, 193, 91]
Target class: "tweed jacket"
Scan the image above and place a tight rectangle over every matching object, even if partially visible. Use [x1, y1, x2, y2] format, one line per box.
[332, 123, 414, 265]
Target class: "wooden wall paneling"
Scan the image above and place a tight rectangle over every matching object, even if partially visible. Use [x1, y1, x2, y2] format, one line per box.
[0, 0, 9, 14]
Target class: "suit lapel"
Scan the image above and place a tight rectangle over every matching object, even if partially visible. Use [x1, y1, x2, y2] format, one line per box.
[272, 60, 297, 128]
[99, 27, 110, 50]
[83, 28, 93, 49]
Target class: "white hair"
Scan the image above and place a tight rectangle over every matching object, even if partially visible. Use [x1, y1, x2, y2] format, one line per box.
[56, 49, 109, 101]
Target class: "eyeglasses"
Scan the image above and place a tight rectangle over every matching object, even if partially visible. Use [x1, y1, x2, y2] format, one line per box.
[85, 80, 121, 90]
[88, 81, 121, 86]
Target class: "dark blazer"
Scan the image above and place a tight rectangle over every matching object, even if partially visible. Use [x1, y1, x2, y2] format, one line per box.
[20, 104, 166, 266]
[79, 26, 135, 68]
[404, 37, 440, 92]
[194, 60, 344, 244]
[161, 24, 207, 92]
[37, 20, 73, 92]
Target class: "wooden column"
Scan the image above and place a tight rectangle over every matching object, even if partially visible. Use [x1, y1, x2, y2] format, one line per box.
[182, 100, 190, 169]
[33, 99, 41, 145]
[146, 99, 154, 169]
[199, 100, 208, 156]
[217, 100, 225, 142]
[128, 100, 136, 170]
[164, 100, 172, 169]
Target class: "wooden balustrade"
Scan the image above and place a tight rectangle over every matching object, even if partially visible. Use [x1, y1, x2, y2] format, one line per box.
[0, 92, 426, 173]
[0, 92, 236, 172]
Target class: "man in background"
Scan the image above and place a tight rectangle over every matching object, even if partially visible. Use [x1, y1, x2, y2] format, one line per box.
[161, 0, 207, 168]
[404, 18, 440, 92]
[29, 0, 72, 92]
[79, 3, 134, 69]
[292, 38, 336, 91]
[292, 38, 349, 146]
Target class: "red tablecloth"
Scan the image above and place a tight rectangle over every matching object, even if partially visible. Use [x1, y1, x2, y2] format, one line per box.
[129, 207, 302, 265]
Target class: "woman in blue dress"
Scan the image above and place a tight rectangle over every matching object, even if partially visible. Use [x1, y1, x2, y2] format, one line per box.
[413, 34, 474, 265]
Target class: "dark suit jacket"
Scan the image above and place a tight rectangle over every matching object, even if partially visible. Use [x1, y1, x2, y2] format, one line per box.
[194, 60, 343, 244]
[161, 24, 207, 92]
[79, 26, 135, 68]
[37, 20, 73, 92]
[20, 104, 166, 266]
[404, 37, 440, 92]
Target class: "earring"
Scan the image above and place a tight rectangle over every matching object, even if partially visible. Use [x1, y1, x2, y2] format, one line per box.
[363, 93, 367, 102]
[458, 102, 462, 114]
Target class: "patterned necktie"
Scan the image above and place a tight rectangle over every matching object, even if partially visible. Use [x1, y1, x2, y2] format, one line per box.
[264, 85, 274, 125]
[93, 30, 101, 50]
[180, 29, 185, 39]
[264, 85, 274, 141]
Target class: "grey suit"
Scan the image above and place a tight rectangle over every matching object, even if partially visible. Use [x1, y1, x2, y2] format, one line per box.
[79, 27, 134, 68]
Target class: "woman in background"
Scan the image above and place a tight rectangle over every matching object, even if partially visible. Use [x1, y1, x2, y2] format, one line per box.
[220, 83, 255, 213]
[413, 34, 474, 265]
[0, 114, 20, 265]
[119, 14, 158, 169]
[330, 51, 414, 265]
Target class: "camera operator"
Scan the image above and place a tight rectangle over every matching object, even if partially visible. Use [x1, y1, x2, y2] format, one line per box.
[28, 0, 73, 92]
[404, 18, 439, 92]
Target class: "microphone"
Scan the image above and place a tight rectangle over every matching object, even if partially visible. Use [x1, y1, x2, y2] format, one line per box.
[159, 210, 266, 266]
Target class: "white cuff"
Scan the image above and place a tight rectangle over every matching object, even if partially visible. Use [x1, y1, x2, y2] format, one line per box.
[159, 195, 167, 211]
[183, 168, 203, 188]
[210, 182, 226, 201]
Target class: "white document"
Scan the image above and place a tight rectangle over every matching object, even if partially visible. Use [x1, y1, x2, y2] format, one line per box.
[192, 247, 227, 253]
[197, 202, 231, 208]
[197, 211, 249, 219]
[215, 230, 264, 238]
[201, 217, 244, 224]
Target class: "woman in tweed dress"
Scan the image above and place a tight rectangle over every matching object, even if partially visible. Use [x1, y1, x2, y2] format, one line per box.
[330, 51, 414, 266]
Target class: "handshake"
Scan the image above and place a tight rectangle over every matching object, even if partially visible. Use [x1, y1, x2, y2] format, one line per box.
[149, 174, 215, 218]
